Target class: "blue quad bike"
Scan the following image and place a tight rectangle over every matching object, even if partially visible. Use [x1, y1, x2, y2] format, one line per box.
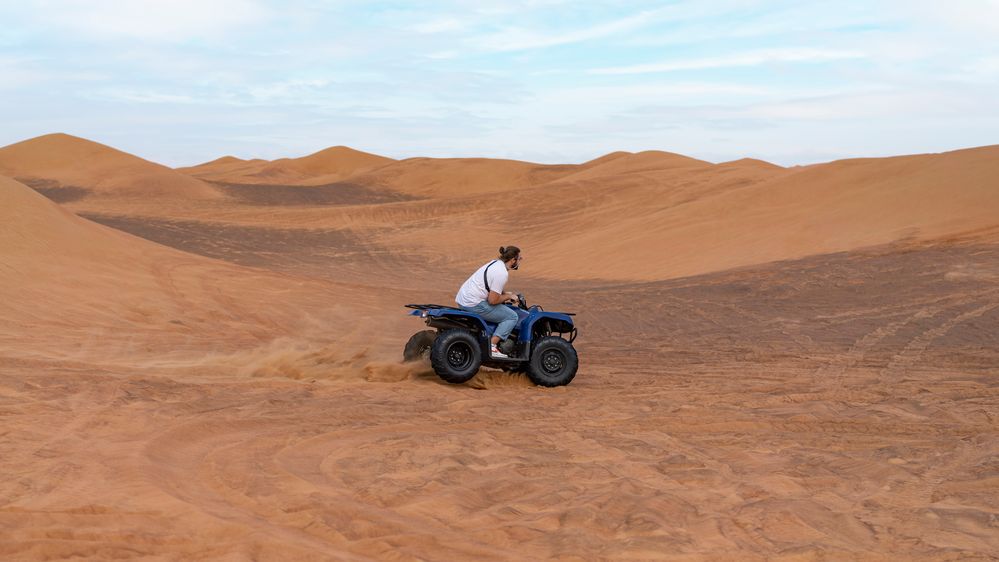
[403, 294, 578, 386]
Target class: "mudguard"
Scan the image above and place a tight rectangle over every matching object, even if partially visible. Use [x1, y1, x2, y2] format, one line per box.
[518, 310, 575, 343]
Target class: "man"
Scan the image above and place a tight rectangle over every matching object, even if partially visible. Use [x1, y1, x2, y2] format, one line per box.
[455, 245, 522, 358]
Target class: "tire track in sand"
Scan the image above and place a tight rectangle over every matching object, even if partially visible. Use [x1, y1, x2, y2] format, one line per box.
[142, 420, 372, 561]
[880, 301, 999, 380]
[143, 419, 513, 560]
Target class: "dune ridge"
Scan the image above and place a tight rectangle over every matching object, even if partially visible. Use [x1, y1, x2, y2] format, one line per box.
[0, 133, 221, 200]
[178, 145, 395, 186]
[44, 134, 992, 282]
[528, 145, 999, 280]
[16, 133, 990, 284]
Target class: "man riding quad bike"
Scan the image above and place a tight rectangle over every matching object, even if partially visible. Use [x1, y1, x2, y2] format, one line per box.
[403, 245, 578, 387]
[403, 292, 578, 386]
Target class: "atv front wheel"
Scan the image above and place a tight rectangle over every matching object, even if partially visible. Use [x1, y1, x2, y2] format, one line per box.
[430, 330, 482, 384]
[403, 330, 437, 362]
[527, 337, 578, 387]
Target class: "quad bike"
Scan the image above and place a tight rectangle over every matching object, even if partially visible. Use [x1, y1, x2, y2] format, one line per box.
[403, 294, 578, 387]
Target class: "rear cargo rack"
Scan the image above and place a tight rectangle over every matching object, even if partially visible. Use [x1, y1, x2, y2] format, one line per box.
[405, 304, 460, 311]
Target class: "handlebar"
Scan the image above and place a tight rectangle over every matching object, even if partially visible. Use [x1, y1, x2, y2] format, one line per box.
[516, 292, 528, 310]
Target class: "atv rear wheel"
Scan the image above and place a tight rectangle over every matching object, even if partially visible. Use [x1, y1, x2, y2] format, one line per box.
[403, 330, 437, 362]
[430, 330, 482, 384]
[526, 337, 578, 387]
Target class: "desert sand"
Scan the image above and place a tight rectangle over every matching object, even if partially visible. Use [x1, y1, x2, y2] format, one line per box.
[1, 133, 998, 560]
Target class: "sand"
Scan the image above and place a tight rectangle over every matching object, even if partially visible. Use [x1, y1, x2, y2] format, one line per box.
[0, 134, 221, 200]
[1, 134, 998, 559]
[178, 146, 395, 186]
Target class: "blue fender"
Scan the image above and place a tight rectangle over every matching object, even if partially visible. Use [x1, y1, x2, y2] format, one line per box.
[518, 310, 575, 344]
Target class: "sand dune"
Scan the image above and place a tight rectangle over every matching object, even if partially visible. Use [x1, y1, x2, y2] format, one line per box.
[180, 147, 583, 197]
[0, 174, 362, 364]
[0, 133, 221, 200]
[532, 145, 999, 280]
[350, 151, 712, 199]
[178, 145, 394, 186]
[77, 141, 998, 285]
[558, 149, 712, 181]
[717, 157, 784, 170]
[286, 155, 578, 198]
[178, 148, 717, 199]
[2, 136, 999, 559]
[57, 139, 999, 286]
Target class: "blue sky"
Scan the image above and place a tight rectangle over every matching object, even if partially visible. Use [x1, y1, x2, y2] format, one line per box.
[1, 1, 997, 166]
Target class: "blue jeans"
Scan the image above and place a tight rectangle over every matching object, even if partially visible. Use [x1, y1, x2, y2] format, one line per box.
[461, 300, 519, 341]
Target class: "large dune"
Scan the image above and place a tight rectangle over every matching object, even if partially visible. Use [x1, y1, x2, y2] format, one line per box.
[0, 174, 350, 362]
[561, 149, 712, 180]
[331, 145, 998, 282]
[70, 138, 999, 285]
[361, 145, 998, 281]
[168, 142, 999, 283]
[530, 145, 999, 280]
[0, 133, 221, 200]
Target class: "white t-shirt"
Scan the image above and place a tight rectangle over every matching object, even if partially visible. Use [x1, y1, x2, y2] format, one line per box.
[455, 260, 509, 307]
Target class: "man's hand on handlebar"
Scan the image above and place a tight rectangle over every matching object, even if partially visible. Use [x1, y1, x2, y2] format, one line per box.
[504, 292, 519, 304]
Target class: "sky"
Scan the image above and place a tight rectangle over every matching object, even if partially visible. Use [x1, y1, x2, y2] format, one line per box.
[1, 0, 997, 166]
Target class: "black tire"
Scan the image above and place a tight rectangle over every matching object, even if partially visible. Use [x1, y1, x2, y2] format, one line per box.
[403, 330, 437, 363]
[430, 330, 482, 384]
[526, 337, 578, 387]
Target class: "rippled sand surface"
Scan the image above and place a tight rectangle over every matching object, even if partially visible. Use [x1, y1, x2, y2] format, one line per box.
[2, 136, 999, 559]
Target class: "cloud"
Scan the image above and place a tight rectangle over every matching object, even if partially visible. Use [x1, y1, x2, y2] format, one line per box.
[529, 82, 779, 115]
[590, 48, 868, 75]
[622, 4, 887, 48]
[475, 6, 675, 52]
[0, 55, 106, 89]
[1, 0, 995, 167]
[23, 0, 270, 42]
[89, 89, 203, 104]
[897, 0, 999, 37]
[246, 79, 334, 102]
[412, 17, 467, 34]
[0, 56, 44, 88]
[961, 55, 999, 80]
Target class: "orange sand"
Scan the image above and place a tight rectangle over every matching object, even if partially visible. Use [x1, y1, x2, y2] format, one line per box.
[1, 134, 998, 559]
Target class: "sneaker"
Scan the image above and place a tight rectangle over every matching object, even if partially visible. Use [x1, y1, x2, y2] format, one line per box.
[490, 345, 509, 359]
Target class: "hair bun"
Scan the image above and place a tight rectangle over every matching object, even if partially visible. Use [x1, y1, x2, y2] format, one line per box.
[499, 246, 506, 254]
